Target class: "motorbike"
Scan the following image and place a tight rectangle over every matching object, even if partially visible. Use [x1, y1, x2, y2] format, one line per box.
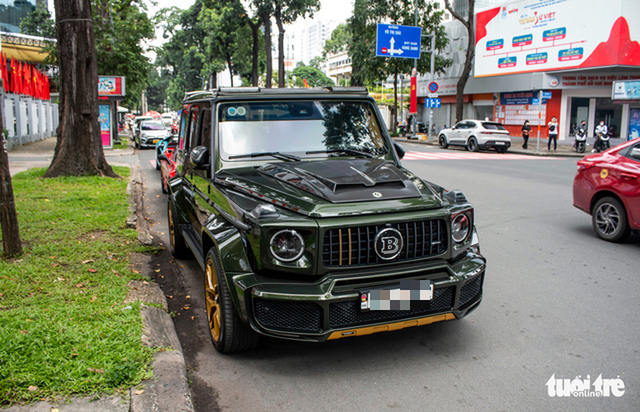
[574, 131, 587, 153]
[595, 132, 610, 153]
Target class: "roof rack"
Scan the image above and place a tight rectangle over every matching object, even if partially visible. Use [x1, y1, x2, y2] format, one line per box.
[324, 86, 369, 94]
[183, 86, 370, 101]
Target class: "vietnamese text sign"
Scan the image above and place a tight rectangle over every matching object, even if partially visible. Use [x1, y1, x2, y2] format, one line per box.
[474, 0, 640, 77]
[376, 24, 422, 59]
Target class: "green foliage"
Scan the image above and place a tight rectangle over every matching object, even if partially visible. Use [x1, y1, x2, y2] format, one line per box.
[323, 23, 351, 57]
[20, 3, 55, 38]
[93, 0, 155, 109]
[0, 167, 156, 404]
[291, 65, 334, 87]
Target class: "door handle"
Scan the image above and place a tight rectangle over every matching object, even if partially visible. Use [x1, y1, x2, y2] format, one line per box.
[621, 173, 637, 180]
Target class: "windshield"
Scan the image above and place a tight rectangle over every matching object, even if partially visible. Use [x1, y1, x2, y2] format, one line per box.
[141, 121, 165, 131]
[218, 100, 388, 160]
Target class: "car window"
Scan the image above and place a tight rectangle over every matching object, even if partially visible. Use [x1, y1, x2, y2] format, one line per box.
[466, 121, 477, 129]
[218, 100, 388, 160]
[482, 122, 507, 131]
[178, 112, 188, 150]
[141, 121, 165, 131]
[200, 108, 212, 149]
[626, 143, 640, 162]
[187, 106, 199, 152]
[454, 122, 466, 129]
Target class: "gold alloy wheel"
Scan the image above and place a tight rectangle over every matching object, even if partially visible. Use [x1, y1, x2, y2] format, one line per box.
[168, 206, 175, 250]
[205, 258, 221, 342]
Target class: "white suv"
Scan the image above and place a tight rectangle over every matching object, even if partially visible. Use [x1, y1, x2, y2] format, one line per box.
[439, 120, 511, 153]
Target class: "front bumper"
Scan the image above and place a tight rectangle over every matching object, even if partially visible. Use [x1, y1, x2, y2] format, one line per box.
[140, 136, 166, 148]
[231, 250, 486, 342]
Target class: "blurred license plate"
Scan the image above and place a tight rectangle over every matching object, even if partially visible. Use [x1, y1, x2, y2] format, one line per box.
[360, 280, 433, 311]
[495, 141, 505, 145]
[152, 139, 159, 144]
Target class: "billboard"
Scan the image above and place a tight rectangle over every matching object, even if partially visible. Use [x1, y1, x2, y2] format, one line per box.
[612, 79, 640, 100]
[98, 76, 126, 96]
[474, 0, 640, 77]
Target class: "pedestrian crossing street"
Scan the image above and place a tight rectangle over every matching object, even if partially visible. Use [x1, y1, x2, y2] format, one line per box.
[402, 151, 556, 160]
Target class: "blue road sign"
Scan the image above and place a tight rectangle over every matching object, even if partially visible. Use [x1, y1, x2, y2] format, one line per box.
[376, 23, 422, 60]
[542, 91, 552, 99]
[428, 82, 439, 93]
[425, 98, 441, 108]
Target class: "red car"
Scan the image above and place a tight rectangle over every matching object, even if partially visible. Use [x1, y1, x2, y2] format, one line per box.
[160, 145, 177, 194]
[573, 137, 640, 242]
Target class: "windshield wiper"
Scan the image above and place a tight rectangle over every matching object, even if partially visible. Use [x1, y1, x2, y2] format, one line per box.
[306, 148, 374, 158]
[228, 151, 301, 162]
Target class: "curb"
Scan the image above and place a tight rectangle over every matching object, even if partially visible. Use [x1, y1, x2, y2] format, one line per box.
[127, 166, 154, 246]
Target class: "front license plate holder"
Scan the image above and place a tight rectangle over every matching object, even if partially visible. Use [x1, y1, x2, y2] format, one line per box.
[360, 280, 433, 312]
[495, 141, 505, 145]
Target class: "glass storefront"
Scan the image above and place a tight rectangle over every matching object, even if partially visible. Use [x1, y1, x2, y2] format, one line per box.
[569, 97, 590, 135]
[595, 98, 623, 138]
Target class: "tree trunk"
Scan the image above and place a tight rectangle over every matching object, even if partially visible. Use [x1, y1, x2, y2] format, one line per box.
[0, 118, 22, 257]
[274, 3, 285, 88]
[261, 11, 273, 88]
[226, 53, 234, 87]
[247, 18, 262, 87]
[445, 0, 475, 124]
[45, 0, 118, 178]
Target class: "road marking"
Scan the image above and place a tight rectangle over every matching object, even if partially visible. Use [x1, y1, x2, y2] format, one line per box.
[403, 151, 557, 160]
[150, 160, 156, 168]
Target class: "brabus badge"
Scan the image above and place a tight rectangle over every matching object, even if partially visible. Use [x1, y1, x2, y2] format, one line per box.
[373, 192, 382, 198]
[374, 228, 404, 260]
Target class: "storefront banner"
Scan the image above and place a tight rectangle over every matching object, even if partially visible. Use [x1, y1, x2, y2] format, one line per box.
[612, 79, 640, 100]
[474, 0, 640, 77]
[629, 108, 640, 140]
[99, 104, 112, 147]
[500, 91, 547, 105]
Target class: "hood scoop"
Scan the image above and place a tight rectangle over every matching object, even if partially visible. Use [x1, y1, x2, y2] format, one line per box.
[258, 158, 421, 203]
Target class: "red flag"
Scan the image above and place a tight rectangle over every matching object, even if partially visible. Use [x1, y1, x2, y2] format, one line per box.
[32, 67, 39, 99]
[1, 53, 7, 92]
[17, 61, 23, 94]
[25, 64, 32, 97]
[10, 57, 16, 93]
[45, 75, 50, 100]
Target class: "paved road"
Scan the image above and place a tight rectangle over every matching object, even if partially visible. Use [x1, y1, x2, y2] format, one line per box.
[138, 143, 639, 412]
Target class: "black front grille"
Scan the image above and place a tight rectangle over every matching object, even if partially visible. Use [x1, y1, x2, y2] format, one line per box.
[459, 274, 483, 309]
[329, 286, 455, 328]
[254, 299, 322, 333]
[322, 219, 447, 267]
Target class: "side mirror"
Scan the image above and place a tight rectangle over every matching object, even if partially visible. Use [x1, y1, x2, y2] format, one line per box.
[393, 142, 405, 159]
[190, 146, 210, 169]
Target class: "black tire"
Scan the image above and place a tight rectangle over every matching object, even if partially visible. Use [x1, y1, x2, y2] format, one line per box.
[577, 143, 585, 154]
[439, 135, 448, 149]
[467, 137, 479, 152]
[204, 248, 260, 353]
[591, 197, 630, 242]
[168, 200, 190, 258]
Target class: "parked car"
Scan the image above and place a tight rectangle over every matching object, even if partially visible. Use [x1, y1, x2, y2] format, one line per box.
[573, 137, 640, 242]
[439, 120, 511, 153]
[155, 134, 179, 170]
[167, 87, 486, 353]
[134, 120, 170, 149]
[132, 115, 153, 138]
[159, 143, 178, 194]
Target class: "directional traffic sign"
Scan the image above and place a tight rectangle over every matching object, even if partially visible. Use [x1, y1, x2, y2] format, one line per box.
[376, 23, 422, 60]
[425, 98, 441, 108]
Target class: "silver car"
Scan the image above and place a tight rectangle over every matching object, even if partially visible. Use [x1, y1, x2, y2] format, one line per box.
[439, 120, 511, 153]
[135, 120, 170, 149]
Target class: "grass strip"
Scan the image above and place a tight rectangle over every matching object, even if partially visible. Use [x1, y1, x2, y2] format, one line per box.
[0, 167, 156, 404]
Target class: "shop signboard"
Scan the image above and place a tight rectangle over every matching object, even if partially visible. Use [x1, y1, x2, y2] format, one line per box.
[612, 79, 640, 100]
[474, 0, 640, 77]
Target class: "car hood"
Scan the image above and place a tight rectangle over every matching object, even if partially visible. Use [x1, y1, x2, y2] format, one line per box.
[216, 158, 445, 218]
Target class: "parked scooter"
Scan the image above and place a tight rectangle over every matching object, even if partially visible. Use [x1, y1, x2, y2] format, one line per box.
[575, 130, 587, 153]
[597, 132, 610, 152]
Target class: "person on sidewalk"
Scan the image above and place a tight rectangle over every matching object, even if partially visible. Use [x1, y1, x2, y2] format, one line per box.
[521, 120, 531, 149]
[547, 116, 558, 151]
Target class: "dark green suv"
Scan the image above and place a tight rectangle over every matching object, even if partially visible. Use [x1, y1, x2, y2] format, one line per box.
[167, 87, 486, 353]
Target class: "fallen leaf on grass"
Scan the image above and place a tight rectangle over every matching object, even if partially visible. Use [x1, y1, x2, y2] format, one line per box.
[91, 296, 97, 302]
[28, 385, 38, 392]
[82, 259, 94, 264]
[56, 277, 65, 282]
[88, 368, 104, 374]
[166, 295, 173, 299]
[154, 269, 160, 273]
[75, 284, 84, 288]
[182, 306, 190, 310]
[88, 269, 97, 273]
[143, 281, 149, 285]
[20, 330, 28, 335]
[131, 269, 140, 274]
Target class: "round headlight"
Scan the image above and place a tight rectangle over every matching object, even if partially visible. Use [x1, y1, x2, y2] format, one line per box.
[452, 214, 470, 244]
[269, 230, 305, 262]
